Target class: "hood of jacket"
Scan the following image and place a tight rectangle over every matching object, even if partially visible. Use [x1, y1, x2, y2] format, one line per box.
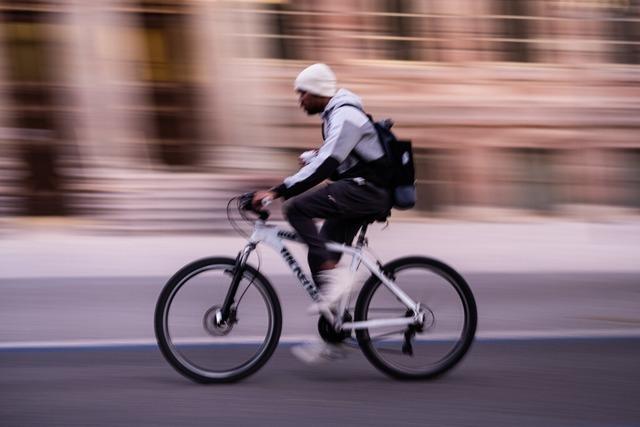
[322, 88, 364, 119]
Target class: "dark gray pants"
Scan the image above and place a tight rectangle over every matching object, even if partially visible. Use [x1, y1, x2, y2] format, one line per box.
[284, 179, 391, 283]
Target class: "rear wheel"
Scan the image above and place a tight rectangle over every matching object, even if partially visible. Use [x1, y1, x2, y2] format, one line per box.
[355, 256, 477, 380]
[154, 257, 282, 383]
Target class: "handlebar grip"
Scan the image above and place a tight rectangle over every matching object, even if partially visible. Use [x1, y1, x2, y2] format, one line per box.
[258, 196, 271, 220]
[239, 192, 271, 220]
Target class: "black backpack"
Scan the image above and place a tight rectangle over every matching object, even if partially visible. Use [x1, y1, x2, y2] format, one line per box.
[336, 104, 416, 210]
[371, 119, 416, 210]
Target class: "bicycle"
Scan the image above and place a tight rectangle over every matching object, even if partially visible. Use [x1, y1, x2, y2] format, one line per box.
[154, 192, 477, 383]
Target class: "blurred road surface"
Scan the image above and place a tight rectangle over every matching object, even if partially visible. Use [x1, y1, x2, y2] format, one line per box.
[1, 339, 638, 426]
[1, 273, 639, 345]
[2, 222, 639, 426]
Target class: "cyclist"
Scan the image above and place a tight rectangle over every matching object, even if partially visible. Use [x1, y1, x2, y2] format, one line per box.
[252, 63, 392, 362]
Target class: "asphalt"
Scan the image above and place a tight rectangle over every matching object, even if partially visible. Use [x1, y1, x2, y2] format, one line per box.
[0, 273, 638, 345]
[1, 338, 639, 426]
[1, 220, 640, 346]
[2, 221, 639, 426]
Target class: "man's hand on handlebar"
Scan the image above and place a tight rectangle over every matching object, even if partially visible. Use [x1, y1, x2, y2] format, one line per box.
[252, 190, 277, 211]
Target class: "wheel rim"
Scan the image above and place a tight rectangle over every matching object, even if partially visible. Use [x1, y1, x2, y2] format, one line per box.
[360, 263, 473, 376]
[161, 264, 276, 379]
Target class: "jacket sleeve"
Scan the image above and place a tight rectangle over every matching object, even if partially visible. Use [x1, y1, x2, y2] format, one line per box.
[271, 156, 339, 199]
[271, 107, 363, 199]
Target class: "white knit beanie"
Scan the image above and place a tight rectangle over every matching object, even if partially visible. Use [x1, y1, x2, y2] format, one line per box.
[294, 63, 337, 97]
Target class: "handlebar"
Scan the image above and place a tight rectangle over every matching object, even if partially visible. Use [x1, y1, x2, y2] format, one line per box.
[239, 192, 271, 221]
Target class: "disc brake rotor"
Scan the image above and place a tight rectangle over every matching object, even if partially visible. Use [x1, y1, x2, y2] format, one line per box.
[203, 305, 235, 336]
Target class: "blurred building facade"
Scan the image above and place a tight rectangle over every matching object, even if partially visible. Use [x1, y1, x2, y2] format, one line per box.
[0, 0, 639, 230]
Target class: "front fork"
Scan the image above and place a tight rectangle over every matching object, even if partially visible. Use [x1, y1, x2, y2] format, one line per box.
[220, 243, 255, 322]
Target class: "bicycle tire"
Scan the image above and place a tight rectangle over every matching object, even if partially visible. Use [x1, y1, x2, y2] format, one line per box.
[354, 256, 477, 380]
[154, 257, 282, 383]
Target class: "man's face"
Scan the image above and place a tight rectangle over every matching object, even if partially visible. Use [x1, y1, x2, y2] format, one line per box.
[297, 90, 327, 115]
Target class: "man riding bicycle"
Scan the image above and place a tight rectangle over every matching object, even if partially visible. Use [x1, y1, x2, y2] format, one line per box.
[252, 63, 392, 362]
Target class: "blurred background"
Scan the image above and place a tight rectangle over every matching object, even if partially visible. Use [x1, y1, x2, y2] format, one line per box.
[0, 0, 638, 233]
[1, 4, 640, 424]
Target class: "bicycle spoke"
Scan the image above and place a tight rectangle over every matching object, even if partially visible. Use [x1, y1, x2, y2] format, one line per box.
[356, 257, 477, 379]
[155, 258, 282, 383]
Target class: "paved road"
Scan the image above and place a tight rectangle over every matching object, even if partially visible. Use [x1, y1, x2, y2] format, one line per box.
[1, 273, 639, 344]
[1, 272, 639, 426]
[1, 338, 639, 426]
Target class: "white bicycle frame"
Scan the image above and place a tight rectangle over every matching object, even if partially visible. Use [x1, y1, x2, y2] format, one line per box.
[238, 219, 425, 332]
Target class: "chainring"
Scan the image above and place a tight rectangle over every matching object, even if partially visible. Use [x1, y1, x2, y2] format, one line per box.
[318, 311, 353, 344]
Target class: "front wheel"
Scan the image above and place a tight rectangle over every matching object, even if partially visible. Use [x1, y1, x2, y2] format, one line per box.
[154, 257, 282, 383]
[355, 256, 477, 380]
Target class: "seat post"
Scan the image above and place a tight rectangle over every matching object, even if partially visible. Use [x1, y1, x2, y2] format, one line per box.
[356, 223, 369, 248]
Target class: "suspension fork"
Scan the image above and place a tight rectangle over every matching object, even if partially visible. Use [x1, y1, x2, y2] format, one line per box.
[220, 243, 255, 322]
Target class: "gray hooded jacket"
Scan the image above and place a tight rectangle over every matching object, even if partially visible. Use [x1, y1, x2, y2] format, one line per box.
[273, 89, 388, 199]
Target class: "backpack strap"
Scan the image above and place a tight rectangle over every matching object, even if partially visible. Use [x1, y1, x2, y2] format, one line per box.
[337, 103, 374, 122]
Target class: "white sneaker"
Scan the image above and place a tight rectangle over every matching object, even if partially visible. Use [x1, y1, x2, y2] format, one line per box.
[308, 267, 355, 314]
[291, 341, 347, 364]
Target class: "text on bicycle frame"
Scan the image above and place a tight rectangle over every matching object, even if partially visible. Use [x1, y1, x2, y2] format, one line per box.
[280, 247, 320, 300]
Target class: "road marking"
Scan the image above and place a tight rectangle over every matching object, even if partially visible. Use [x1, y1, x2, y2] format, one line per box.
[1, 328, 640, 351]
[476, 328, 640, 340]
